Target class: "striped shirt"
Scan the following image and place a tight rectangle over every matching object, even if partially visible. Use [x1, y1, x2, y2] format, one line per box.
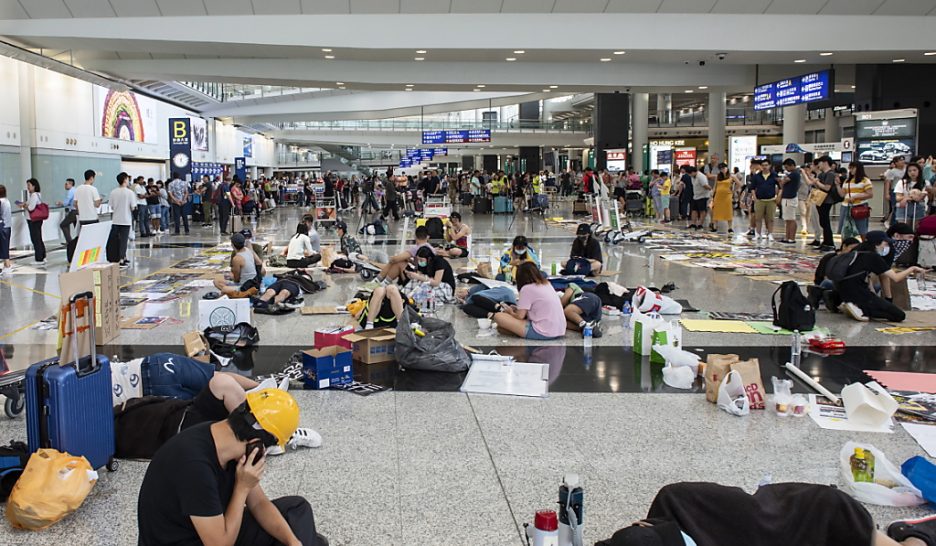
[842, 177, 873, 206]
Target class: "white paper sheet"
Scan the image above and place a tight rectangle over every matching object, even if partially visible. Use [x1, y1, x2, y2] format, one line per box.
[901, 422, 936, 457]
[187, 279, 217, 288]
[474, 277, 518, 292]
[461, 361, 549, 398]
[808, 395, 894, 433]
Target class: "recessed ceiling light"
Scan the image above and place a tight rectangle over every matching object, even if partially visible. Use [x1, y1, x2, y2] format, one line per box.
[819, 52, 834, 56]
[794, 59, 806, 63]
[405, 88, 412, 91]
[542, 89, 550, 92]
[925, 52, 936, 56]
[600, 58, 611, 62]
[514, 50, 525, 54]
[321, 48, 332, 52]
[416, 50, 427, 54]
[336, 82, 344, 85]
[851, 85, 856, 89]
[685, 89, 694, 93]
[476, 84, 486, 88]
[549, 85, 558, 89]
[414, 57, 425, 61]
[893, 58, 906, 63]
[338, 86, 346, 90]
[506, 57, 517, 62]
[405, 84, 414, 87]
[613, 51, 625, 55]
[324, 55, 335, 59]
[473, 88, 481, 92]
[698, 86, 708, 90]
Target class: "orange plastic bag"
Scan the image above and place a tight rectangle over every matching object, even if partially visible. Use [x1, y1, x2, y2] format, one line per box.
[6, 449, 98, 530]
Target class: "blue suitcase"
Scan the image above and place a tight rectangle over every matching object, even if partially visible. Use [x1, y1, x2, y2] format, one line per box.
[494, 196, 513, 214]
[25, 292, 117, 472]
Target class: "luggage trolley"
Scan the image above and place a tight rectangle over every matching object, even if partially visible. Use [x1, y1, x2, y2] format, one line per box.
[603, 200, 652, 245]
[314, 196, 338, 231]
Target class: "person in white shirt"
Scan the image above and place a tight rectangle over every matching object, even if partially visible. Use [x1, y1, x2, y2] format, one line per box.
[75, 169, 102, 226]
[133, 176, 152, 237]
[107, 172, 137, 268]
[883, 156, 906, 226]
[283, 223, 320, 268]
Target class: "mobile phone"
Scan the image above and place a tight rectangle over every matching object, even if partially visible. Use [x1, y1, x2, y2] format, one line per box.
[246, 440, 264, 464]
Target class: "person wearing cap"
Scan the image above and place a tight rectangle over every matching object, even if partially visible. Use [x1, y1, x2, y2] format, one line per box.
[138, 389, 327, 546]
[437, 211, 471, 258]
[498, 235, 541, 282]
[830, 230, 925, 322]
[213, 232, 264, 299]
[238, 227, 268, 263]
[596, 481, 913, 546]
[561, 224, 603, 276]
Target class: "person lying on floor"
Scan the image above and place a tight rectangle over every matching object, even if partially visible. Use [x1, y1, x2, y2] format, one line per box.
[826, 231, 925, 323]
[456, 284, 517, 318]
[561, 223, 603, 276]
[115, 370, 321, 460]
[559, 283, 603, 338]
[491, 262, 566, 340]
[282, 223, 321, 269]
[373, 226, 433, 285]
[137, 389, 328, 546]
[326, 220, 385, 275]
[251, 278, 303, 311]
[596, 481, 932, 546]
[401, 246, 456, 304]
[213, 232, 264, 298]
[497, 235, 541, 282]
[435, 212, 471, 258]
[348, 285, 411, 330]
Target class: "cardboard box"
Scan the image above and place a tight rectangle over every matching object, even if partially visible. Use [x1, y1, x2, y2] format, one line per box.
[302, 347, 353, 390]
[198, 297, 252, 330]
[59, 262, 120, 345]
[314, 326, 355, 350]
[182, 331, 212, 363]
[343, 328, 396, 364]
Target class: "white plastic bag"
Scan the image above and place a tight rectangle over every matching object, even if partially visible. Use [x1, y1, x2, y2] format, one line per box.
[717, 370, 750, 416]
[652, 345, 699, 375]
[662, 363, 695, 389]
[839, 442, 925, 507]
[633, 286, 683, 315]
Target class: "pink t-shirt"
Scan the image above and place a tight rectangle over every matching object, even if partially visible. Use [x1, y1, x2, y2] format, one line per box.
[518, 282, 566, 338]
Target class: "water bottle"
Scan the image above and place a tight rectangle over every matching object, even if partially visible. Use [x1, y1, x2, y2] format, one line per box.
[621, 302, 633, 347]
[582, 324, 593, 346]
[525, 510, 560, 546]
[791, 330, 801, 363]
[558, 474, 584, 546]
[918, 272, 928, 292]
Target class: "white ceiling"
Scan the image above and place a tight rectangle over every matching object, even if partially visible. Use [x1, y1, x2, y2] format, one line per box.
[1, 0, 935, 17]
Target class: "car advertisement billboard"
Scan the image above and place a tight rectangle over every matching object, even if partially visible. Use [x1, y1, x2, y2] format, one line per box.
[855, 109, 917, 164]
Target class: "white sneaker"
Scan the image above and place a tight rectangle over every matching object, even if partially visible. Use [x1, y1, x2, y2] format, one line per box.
[767, 234, 775, 242]
[266, 444, 285, 456]
[248, 378, 278, 393]
[841, 302, 869, 322]
[277, 376, 290, 391]
[287, 428, 322, 449]
[36, 260, 46, 268]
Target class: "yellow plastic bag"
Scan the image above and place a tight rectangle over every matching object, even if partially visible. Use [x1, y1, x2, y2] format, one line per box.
[6, 449, 98, 530]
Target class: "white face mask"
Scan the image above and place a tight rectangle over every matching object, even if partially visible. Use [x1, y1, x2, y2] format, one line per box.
[878, 245, 891, 257]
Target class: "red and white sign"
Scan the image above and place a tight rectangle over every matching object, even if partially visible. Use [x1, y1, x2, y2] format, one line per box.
[607, 150, 627, 161]
[675, 148, 696, 167]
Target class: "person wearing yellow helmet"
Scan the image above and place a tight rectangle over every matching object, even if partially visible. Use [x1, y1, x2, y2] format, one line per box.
[138, 388, 328, 546]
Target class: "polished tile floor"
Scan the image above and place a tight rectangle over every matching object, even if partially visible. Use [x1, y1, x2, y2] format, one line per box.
[0, 201, 932, 545]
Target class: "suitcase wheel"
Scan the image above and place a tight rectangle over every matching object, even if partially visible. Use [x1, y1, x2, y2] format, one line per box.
[107, 458, 119, 472]
[4, 396, 24, 419]
[637, 236, 646, 244]
[360, 268, 374, 281]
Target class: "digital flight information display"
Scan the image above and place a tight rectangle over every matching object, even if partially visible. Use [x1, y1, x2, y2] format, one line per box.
[753, 69, 833, 111]
[422, 129, 491, 144]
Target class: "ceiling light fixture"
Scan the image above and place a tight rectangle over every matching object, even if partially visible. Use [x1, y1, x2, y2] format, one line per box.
[925, 52, 936, 56]
[600, 58, 611, 62]
[321, 48, 332, 52]
[794, 59, 806, 63]
[549, 85, 558, 89]
[404, 88, 413, 91]
[613, 51, 625, 55]
[542, 89, 550, 92]
[324, 55, 335, 59]
[819, 52, 834, 56]
[514, 50, 525, 54]
[698, 86, 708, 90]
[476, 84, 486, 88]
[338, 86, 346, 90]
[684, 89, 694, 93]
[336, 82, 344, 85]
[414, 57, 425, 61]
[405, 84, 414, 87]
[506, 57, 517, 62]
[893, 58, 906, 63]
[416, 50, 427, 54]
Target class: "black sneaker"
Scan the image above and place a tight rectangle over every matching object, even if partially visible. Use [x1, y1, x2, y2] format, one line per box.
[809, 240, 821, 247]
[822, 290, 841, 314]
[747, 229, 756, 237]
[819, 245, 836, 252]
[888, 514, 936, 546]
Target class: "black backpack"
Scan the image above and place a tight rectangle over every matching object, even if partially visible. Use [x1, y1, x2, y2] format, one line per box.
[425, 217, 444, 240]
[772, 281, 815, 332]
[825, 251, 867, 285]
[0, 440, 29, 501]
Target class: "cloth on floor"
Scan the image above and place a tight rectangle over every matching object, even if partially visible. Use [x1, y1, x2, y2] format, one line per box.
[675, 299, 699, 312]
[679, 319, 757, 334]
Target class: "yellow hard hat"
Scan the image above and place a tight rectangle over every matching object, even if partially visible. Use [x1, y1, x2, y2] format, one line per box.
[347, 298, 366, 319]
[245, 389, 300, 447]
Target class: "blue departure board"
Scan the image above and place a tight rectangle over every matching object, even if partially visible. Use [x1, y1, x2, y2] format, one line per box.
[753, 69, 833, 111]
[421, 129, 491, 144]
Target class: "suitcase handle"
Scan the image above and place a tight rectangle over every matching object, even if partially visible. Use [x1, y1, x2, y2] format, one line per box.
[68, 291, 98, 376]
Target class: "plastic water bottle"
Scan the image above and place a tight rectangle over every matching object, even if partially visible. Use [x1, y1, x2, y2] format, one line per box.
[621, 303, 633, 346]
[791, 330, 801, 362]
[583, 324, 592, 347]
[918, 272, 928, 292]
[558, 474, 584, 546]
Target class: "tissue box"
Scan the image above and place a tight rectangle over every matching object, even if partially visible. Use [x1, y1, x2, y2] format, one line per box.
[342, 328, 397, 364]
[302, 347, 354, 390]
[314, 326, 355, 350]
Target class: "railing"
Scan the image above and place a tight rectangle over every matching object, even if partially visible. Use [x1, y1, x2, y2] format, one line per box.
[178, 82, 329, 103]
[270, 119, 592, 133]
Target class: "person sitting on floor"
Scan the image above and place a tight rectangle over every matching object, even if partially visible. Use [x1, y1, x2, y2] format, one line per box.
[251, 278, 303, 311]
[348, 285, 410, 330]
[300, 214, 323, 253]
[562, 223, 604, 276]
[436, 212, 472, 258]
[559, 283, 604, 338]
[326, 220, 386, 275]
[283, 223, 321, 269]
[808, 237, 859, 310]
[137, 389, 328, 546]
[213, 233, 264, 298]
[374, 226, 434, 285]
[828, 231, 925, 323]
[596, 481, 926, 546]
[402, 246, 457, 304]
[491, 262, 566, 340]
[239, 228, 268, 263]
[497, 235, 541, 282]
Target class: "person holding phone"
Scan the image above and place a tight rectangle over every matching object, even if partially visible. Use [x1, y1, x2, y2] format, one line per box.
[19, 178, 46, 266]
[138, 389, 327, 546]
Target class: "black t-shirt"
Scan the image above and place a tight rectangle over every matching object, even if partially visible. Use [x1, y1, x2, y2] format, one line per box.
[421, 255, 456, 291]
[814, 252, 836, 285]
[781, 171, 800, 199]
[819, 171, 837, 204]
[681, 174, 693, 198]
[324, 178, 335, 197]
[571, 236, 603, 263]
[138, 423, 236, 546]
[428, 176, 440, 194]
[839, 252, 890, 297]
[181, 387, 229, 430]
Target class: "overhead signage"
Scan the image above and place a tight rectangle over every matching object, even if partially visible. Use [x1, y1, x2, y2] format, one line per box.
[169, 118, 192, 180]
[855, 109, 918, 165]
[675, 148, 696, 167]
[754, 69, 833, 111]
[421, 129, 492, 145]
[400, 158, 412, 168]
[419, 149, 435, 161]
[234, 157, 247, 184]
[729, 136, 758, 175]
[606, 148, 627, 171]
[656, 149, 673, 166]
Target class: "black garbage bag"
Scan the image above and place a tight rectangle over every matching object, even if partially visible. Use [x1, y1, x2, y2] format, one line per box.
[395, 308, 470, 373]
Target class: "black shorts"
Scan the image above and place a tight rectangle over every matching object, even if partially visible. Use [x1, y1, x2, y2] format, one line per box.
[691, 198, 709, 212]
[570, 292, 602, 322]
[445, 244, 469, 258]
[268, 279, 300, 298]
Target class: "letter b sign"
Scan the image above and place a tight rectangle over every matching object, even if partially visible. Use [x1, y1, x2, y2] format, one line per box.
[173, 121, 187, 139]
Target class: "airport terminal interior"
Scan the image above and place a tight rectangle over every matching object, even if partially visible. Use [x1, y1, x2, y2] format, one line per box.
[2, 2, 936, 545]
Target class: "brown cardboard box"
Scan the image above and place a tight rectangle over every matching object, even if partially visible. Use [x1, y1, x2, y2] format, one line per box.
[182, 331, 211, 363]
[704, 354, 740, 403]
[59, 263, 120, 345]
[342, 328, 396, 364]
